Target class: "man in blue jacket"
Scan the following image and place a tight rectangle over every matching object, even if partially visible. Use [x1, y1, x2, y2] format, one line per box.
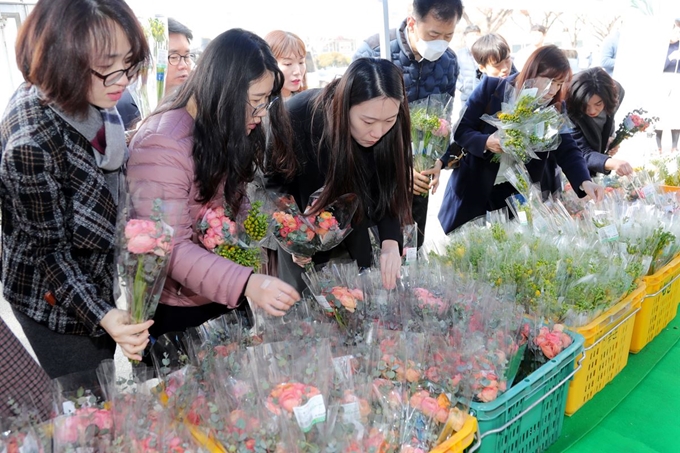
[353, 0, 463, 249]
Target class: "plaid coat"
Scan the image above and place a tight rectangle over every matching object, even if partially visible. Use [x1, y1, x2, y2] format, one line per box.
[0, 84, 119, 336]
[0, 318, 52, 420]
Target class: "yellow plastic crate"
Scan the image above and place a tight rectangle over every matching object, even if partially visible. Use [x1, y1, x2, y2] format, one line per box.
[430, 416, 478, 453]
[630, 255, 680, 353]
[565, 284, 645, 415]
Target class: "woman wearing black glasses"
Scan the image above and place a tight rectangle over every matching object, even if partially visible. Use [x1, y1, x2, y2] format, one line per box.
[127, 28, 300, 339]
[0, 0, 153, 378]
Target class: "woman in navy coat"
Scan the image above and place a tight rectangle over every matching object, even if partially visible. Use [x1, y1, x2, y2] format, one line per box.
[438, 45, 603, 234]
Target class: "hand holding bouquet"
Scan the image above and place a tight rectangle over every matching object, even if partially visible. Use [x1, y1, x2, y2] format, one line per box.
[482, 78, 572, 164]
[270, 190, 359, 267]
[118, 190, 180, 333]
[608, 108, 658, 153]
[409, 94, 454, 173]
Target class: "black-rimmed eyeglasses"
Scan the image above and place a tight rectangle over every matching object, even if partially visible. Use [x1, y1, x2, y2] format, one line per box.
[90, 62, 142, 87]
[168, 53, 196, 66]
[247, 96, 279, 117]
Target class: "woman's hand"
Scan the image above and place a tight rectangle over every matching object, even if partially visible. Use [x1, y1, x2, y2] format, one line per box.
[581, 180, 605, 202]
[486, 133, 503, 154]
[380, 239, 401, 290]
[245, 274, 299, 316]
[100, 309, 153, 362]
[420, 159, 443, 195]
[607, 137, 620, 156]
[412, 170, 431, 196]
[605, 158, 634, 176]
[292, 254, 312, 268]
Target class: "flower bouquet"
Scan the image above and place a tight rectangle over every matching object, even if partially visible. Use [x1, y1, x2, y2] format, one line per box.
[269, 190, 359, 267]
[481, 78, 572, 164]
[196, 197, 269, 271]
[117, 187, 182, 353]
[52, 369, 113, 452]
[409, 94, 454, 196]
[302, 261, 367, 345]
[248, 338, 334, 451]
[608, 108, 658, 153]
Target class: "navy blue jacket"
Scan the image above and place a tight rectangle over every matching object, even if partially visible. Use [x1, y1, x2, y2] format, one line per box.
[438, 74, 592, 234]
[353, 20, 459, 103]
[569, 82, 625, 176]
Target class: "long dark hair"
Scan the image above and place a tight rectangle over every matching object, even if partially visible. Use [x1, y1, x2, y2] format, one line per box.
[157, 28, 296, 214]
[514, 45, 572, 107]
[566, 67, 619, 118]
[310, 58, 413, 226]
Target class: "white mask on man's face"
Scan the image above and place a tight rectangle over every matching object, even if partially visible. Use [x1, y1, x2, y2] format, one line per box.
[415, 39, 449, 61]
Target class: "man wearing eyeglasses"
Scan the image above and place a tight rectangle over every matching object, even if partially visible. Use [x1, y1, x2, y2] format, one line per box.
[117, 18, 194, 130]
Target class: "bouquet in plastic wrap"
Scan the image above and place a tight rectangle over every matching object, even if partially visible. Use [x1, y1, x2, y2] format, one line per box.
[302, 261, 367, 346]
[269, 189, 358, 268]
[248, 338, 334, 452]
[481, 78, 572, 164]
[51, 369, 113, 452]
[608, 108, 658, 152]
[117, 186, 182, 350]
[409, 94, 454, 182]
[196, 196, 269, 271]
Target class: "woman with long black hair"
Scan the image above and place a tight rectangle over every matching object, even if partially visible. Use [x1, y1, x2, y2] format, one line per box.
[273, 58, 413, 292]
[127, 28, 300, 339]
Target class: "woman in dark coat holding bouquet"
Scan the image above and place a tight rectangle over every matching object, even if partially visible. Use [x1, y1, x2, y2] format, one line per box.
[272, 58, 413, 292]
[566, 67, 633, 177]
[438, 45, 604, 234]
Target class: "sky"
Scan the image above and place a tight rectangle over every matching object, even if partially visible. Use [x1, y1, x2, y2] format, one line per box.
[126, 0, 412, 43]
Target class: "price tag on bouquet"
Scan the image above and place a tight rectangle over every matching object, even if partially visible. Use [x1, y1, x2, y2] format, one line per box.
[404, 247, 417, 264]
[293, 394, 327, 432]
[314, 295, 333, 312]
[341, 401, 362, 423]
[517, 210, 529, 226]
[597, 224, 619, 242]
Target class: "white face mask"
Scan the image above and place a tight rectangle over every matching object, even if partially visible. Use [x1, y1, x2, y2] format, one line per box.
[415, 39, 449, 62]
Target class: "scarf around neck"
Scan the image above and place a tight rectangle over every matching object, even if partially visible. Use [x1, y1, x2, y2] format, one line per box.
[49, 100, 127, 204]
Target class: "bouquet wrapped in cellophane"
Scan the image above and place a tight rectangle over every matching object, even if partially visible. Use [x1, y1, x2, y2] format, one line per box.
[409, 93, 454, 173]
[196, 194, 270, 271]
[302, 260, 367, 347]
[269, 188, 359, 267]
[248, 338, 334, 452]
[116, 184, 183, 343]
[481, 78, 572, 164]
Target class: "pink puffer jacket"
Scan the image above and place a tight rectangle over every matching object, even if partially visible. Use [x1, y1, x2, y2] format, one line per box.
[127, 108, 252, 308]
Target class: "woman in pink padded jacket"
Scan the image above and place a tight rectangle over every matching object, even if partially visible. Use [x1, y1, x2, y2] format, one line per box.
[127, 29, 300, 341]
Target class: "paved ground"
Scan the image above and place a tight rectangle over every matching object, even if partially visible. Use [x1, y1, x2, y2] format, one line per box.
[0, 129, 674, 376]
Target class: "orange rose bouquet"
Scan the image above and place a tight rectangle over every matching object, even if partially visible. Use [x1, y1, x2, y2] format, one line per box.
[269, 190, 359, 269]
[248, 338, 334, 450]
[302, 261, 367, 346]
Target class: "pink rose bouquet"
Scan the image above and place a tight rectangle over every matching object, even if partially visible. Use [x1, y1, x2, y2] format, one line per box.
[533, 324, 573, 359]
[197, 199, 268, 271]
[52, 407, 113, 451]
[608, 108, 658, 152]
[118, 198, 176, 329]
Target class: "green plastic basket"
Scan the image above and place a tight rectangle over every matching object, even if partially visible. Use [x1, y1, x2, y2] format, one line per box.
[469, 330, 585, 453]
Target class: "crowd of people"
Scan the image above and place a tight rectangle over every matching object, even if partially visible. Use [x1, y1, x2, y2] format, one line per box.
[0, 0, 678, 411]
